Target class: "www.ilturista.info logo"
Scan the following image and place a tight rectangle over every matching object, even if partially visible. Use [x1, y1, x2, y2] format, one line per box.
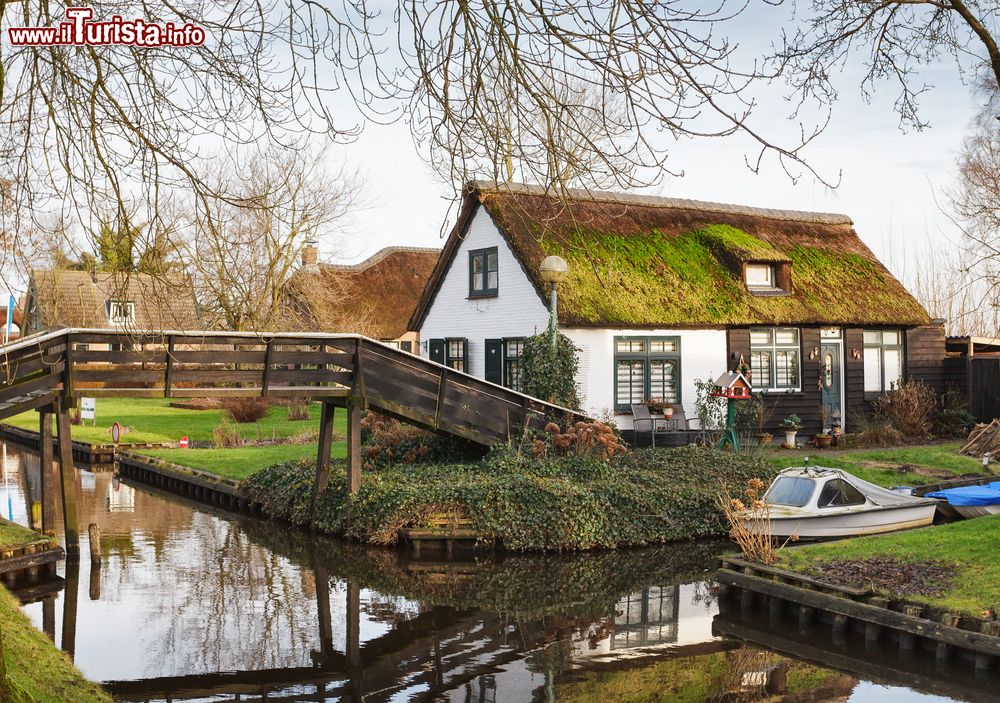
[7, 7, 206, 47]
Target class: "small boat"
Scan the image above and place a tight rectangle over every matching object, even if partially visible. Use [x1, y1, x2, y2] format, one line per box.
[926, 482, 1000, 519]
[746, 467, 938, 540]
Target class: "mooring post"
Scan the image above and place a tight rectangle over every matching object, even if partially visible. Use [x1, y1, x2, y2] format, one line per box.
[56, 410, 80, 560]
[38, 409, 56, 534]
[61, 558, 79, 658]
[346, 396, 362, 495]
[88, 523, 101, 566]
[313, 401, 335, 497]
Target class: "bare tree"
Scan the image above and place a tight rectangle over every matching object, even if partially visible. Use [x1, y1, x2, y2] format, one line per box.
[773, 1, 1000, 129]
[180, 147, 359, 332]
[0, 0, 836, 302]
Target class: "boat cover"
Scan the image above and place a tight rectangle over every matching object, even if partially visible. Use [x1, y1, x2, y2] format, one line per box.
[926, 482, 1000, 507]
[778, 467, 936, 507]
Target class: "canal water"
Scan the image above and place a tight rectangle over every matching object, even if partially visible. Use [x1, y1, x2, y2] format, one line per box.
[0, 442, 992, 702]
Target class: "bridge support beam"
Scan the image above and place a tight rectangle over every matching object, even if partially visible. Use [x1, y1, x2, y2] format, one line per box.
[346, 396, 362, 495]
[38, 409, 56, 533]
[56, 410, 80, 560]
[313, 401, 336, 497]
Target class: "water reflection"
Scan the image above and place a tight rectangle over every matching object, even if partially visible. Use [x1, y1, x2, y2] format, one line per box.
[0, 441, 990, 702]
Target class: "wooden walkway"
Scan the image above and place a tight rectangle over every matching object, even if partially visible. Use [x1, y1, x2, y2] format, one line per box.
[0, 328, 586, 557]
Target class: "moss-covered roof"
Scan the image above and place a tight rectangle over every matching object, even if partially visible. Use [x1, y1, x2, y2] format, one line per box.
[411, 182, 929, 328]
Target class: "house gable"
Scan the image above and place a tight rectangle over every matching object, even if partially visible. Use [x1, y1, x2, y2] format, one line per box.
[418, 205, 550, 377]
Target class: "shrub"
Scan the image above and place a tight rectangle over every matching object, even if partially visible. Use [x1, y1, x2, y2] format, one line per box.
[360, 410, 482, 468]
[849, 411, 904, 448]
[871, 380, 936, 439]
[933, 388, 976, 438]
[286, 401, 311, 421]
[212, 416, 245, 448]
[221, 397, 271, 423]
[530, 419, 627, 461]
[242, 445, 774, 551]
[520, 332, 580, 409]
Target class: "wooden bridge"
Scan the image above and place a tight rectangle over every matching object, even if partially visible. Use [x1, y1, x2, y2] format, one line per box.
[0, 328, 584, 557]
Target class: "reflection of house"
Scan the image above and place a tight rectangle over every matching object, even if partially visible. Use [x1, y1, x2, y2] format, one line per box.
[21, 269, 199, 340]
[611, 585, 680, 649]
[411, 182, 952, 435]
[284, 245, 440, 351]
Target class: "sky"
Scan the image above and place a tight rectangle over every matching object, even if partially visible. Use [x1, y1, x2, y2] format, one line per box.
[325, 6, 983, 291]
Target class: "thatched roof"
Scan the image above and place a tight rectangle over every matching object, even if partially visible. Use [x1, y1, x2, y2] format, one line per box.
[411, 182, 930, 328]
[288, 246, 440, 339]
[25, 269, 199, 332]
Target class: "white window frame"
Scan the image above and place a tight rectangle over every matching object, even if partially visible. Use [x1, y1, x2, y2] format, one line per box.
[749, 327, 801, 392]
[745, 264, 775, 288]
[863, 329, 904, 393]
[106, 300, 135, 325]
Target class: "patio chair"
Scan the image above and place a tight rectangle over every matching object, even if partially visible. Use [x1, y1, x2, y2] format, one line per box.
[630, 403, 666, 447]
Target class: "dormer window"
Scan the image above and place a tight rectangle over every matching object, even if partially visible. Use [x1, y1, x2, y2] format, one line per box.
[469, 247, 498, 298]
[107, 300, 135, 325]
[745, 261, 791, 295]
[745, 264, 774, 288]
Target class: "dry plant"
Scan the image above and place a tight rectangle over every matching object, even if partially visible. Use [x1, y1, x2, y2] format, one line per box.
[286, 402, 311, 421]
[221, 397, 271, 424]
[718, 478, 796, 565]
[212, 416, 245, 448]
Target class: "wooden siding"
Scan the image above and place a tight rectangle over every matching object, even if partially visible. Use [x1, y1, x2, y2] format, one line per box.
[726, 327, 824, 435]
[906, 324, 950, 393]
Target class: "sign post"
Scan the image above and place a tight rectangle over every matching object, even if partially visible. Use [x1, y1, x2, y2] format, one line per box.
[80, 398, 96, 426]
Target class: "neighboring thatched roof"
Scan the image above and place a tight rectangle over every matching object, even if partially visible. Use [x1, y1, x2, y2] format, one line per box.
[25, 269, 199, 332]
[287, 246, 441, 339]
[411, 182, 931, 329]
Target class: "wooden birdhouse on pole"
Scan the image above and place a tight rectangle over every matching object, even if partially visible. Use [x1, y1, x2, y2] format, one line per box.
[711, 371, 753, 450]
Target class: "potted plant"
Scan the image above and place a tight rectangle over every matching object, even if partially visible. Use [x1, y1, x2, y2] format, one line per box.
[781, 414, 802, 448]
[814, 432, 832, 449]
[647, 397, 673, 418]
[757, 432, 773, 447]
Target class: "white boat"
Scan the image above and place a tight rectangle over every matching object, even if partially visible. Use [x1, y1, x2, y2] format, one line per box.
[926, 482, 1000, 519]
[744, 467, 938, 540]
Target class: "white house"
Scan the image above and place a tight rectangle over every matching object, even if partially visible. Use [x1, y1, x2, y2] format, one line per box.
[408, 182, 947, 438]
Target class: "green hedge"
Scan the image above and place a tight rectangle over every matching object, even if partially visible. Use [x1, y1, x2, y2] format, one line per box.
[242, 445, 773, 551]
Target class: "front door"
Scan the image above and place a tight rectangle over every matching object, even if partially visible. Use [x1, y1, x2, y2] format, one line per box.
[820, 341, 843, 430]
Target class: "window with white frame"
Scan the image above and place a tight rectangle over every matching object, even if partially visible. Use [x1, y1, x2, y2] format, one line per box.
[614, 337, 680, 410]
[863, 330, 904, 392]
[745, 264, 775, 288]
[106, 300, 135, 325]
[749, 328, 800, 390]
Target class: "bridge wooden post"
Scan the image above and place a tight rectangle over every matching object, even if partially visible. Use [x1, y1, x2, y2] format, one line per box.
[313, 401, 335, 496]
[346, 396, 362, 495]
[56, 408, 80, 560]
[38, 408, 57, 533]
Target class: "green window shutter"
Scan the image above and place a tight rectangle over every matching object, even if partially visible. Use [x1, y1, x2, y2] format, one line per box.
[462, 338, 470, 373]
[485, 339, 503, 384]
[429, 339, 445, 365]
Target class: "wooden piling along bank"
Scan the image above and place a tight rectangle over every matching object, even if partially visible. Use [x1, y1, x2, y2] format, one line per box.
[717, 556, 1000, 674]
[0, 328, 585, 560]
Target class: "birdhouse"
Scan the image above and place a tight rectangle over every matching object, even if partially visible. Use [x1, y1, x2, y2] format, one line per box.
[711, 370, 752, 399]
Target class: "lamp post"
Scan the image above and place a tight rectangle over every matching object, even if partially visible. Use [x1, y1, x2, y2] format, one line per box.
[538, 255, 568, 350]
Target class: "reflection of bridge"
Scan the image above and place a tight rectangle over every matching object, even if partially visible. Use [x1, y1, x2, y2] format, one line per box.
[0, 328, 585, 555]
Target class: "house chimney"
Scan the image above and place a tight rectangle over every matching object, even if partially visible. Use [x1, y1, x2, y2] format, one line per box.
[301, 243, 318, 267]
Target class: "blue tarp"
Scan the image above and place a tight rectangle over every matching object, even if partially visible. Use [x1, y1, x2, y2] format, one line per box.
[927, 482, 1000, 507]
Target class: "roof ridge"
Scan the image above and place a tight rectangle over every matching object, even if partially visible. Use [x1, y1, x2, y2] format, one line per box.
[319, 246, 442, 272]
[470, 180, 854, 226]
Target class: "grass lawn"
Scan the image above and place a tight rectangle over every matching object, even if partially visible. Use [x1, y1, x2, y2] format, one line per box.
[0, 585, 110, 702]
[3, 397, 338, 445]
[0, 518, 48, 550]
[768, 442, 983, 488]
[140, 442, 347, 481]
[778, 516, 1000, 616]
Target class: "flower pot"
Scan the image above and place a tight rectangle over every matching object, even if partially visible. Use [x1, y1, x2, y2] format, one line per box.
[815, 434, 832, 449]
[784, 430, 798, 447]
[757, 432, 773, 447]
[663, 408, 674, 420]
